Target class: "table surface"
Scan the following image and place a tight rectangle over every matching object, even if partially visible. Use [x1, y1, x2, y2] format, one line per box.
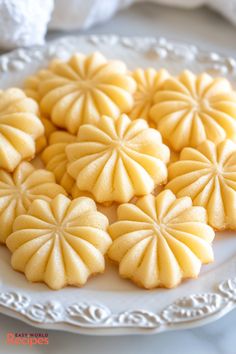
[1, 3, 236, 354]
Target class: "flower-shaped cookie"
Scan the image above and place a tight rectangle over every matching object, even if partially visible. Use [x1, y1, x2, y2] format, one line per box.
[36, 117, 56, 153]
[66, 114, 170, 204]
[130, 68, 169, 120]
[38, 52, 136, 134]
[108, 190, 215, 289]
[0, 161, 66, 244]
[24, 82, 56, 153]
[41, 131, 76, 194]
[70, 184, 93, 199]
[150, 70, 236, 151]
[7, 194, 112, 289]
[167, 139, 236, 230]
[24, 69, 53, 102]
[0, 88, 44, 171]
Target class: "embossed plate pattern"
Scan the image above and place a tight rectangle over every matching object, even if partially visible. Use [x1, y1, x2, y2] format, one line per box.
[0, 35, 235, 335]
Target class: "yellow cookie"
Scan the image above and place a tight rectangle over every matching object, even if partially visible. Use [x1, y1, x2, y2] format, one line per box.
[38, 52, 136, 134]
[24, 69, 53, 102]
[130, 68, 169, 120]
[24, 82, 57, 153]
[71, 184, 94, 200]
[7, 194, 112, 289]
[108, 190, 215, 289]
[0, 88, 44, 171]
[167, 139, 236, 230]
[150, 70, 236, 151]
[41, 131, 76, 194]
[0, 161, 66, 244]
[169, 149, 180, 164]
[66, 114, 170, 204]
[36, 117, 57, 153]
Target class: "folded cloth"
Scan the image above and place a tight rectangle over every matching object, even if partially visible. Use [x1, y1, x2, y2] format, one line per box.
[50, 0, 236, 29]
[50, 0, 133, 30]
[0, 0, 54, 49]
[1, 0, 236, 50]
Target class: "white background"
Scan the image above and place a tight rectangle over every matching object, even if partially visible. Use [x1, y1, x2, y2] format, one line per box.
[0, 3, 236, 353]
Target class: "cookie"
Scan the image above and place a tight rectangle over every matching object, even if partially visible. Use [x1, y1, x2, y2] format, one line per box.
[36, 117, 57, 153]
[108, 190, 215, 289]
[0, 161, 66, 243]
[66, 114, 170, 204]
[130, 68, 169, 120]
[0, 88, 44, 171]
[41, 131, 76, 194]
[150, 70, 236, 151]
[24, 69, 53, 102]
[7, 194, 112, 289]
[38, 52, 136, 134]
[166, 139, 236, 230]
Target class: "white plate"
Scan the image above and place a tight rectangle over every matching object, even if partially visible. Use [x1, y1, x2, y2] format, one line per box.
[0, 35, 236, 335]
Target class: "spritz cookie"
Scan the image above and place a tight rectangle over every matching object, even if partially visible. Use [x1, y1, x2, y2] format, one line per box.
[0, 88, 44, 171]
[150, 70, 236, 151]
[108, 190, 215, 289]
[41, 131, 76, 194]
[36, 117, 56, 153]
[24, 82, 56, 153]
[70, 184, 94, 200]
[24, 69, 53, 102]
[38, 52, 136, 134]
[66, 114, 170, 204]
[167, 139, 236, 230]
[0, 161, 66, 244]
[7, 194, 112, 289]
[130, 68, 169, 120]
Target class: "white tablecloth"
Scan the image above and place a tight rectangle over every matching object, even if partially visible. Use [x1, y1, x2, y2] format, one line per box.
[0, 3, 236, 353]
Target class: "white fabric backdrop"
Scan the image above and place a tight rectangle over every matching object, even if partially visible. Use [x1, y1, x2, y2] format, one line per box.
[0, 0, 236, 49]
[50, 0, 236, 30]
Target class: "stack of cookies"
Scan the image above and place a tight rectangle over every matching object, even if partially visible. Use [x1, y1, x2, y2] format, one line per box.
[1, 52, 236, 290]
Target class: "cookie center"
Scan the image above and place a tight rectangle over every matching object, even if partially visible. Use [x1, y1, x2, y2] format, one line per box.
[51, 224, 65, 236]
[212, 164, 223, 176]
[77, 80, 93, 91]
[13, 185, 28, 197]
[191, 98, 209, 112]
[138, 88, 155, 104]
[152, 221, 166, 235]
[111, 139, 125, 150]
